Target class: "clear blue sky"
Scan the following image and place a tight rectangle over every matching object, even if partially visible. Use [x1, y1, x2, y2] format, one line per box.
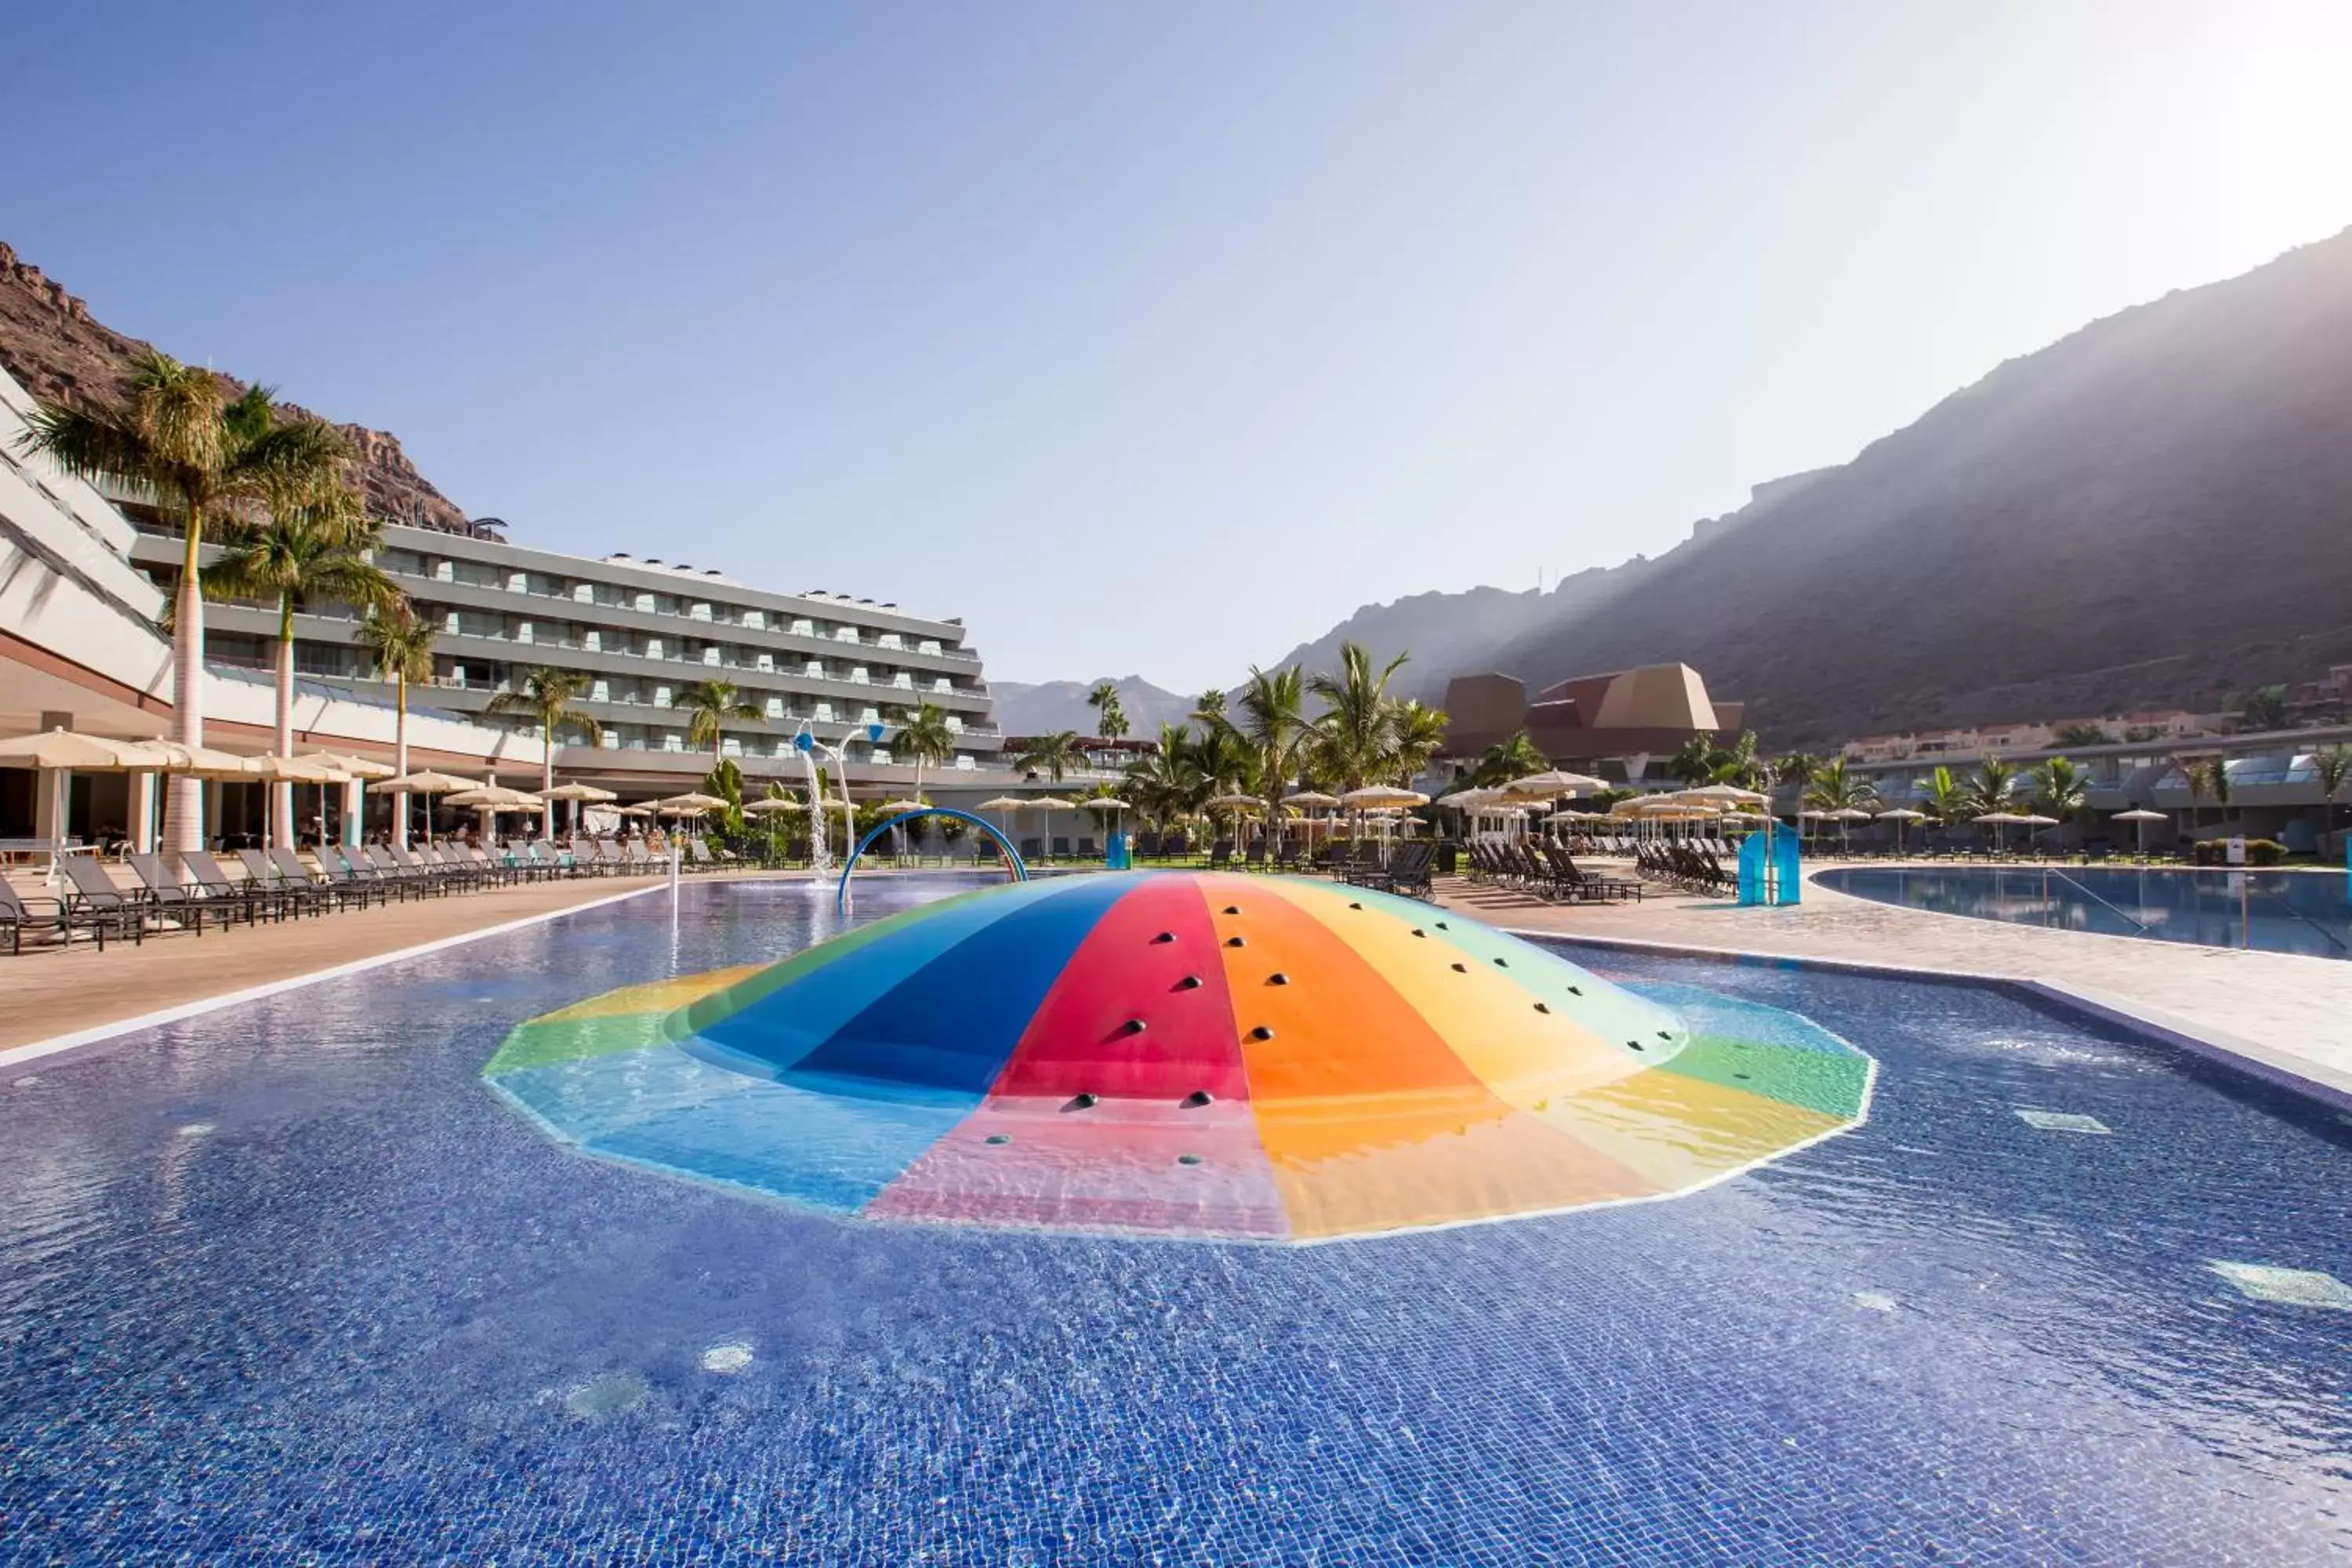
[12, 2, 2348, 690]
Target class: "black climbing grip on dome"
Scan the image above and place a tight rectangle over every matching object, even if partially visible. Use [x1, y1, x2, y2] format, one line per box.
[985, 1133, 1011, 1145]
[1348, 902, 1363, 909]
[1410, 928, 1426, 938]
[1066, 1092, 1100, 1110]
[1152, 931, 1176, 943]
[1491, 956, 1508, 967]
[1268, 972, 1290, 985]
[1657, 1030, 1673, 1040]
[1176, 975, 1203, 990]
[1450, 962, 1467, 973]
[1434, 921, 1449, 930]
[1226, 936, 1247, 947]
[1626, 1040, 1644, 1051]
[1182, 1089, 1214, 1108]
[1177, 1153, 1204, 1166]
[1567, 985, 1582, 996]
[1123, 1018, 1149, 1035]
[1533, 1002, 1550, 1014]
[1250, 1025, 1275, 1040]
[1222, 905, 1241, 915]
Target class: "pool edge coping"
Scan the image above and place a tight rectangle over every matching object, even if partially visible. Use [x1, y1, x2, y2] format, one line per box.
[0, 881, 670, 1070]
[1504, 926, 2352, 1117]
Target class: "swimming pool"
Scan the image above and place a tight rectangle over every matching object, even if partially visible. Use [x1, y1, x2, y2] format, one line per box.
[1820, 864, 2352, 959]
[2, 877, 2345, 1563]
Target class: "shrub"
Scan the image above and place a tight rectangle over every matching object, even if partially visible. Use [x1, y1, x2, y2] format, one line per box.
[2190, 837, 2286, 866]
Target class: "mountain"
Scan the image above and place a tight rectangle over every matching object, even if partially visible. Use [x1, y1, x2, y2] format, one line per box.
[1248, 470, 1836, 704]
[1469, 230, 2352, 746]
[1227, 230, 2352, 749]
[989, 675, 1196, 737]
[0, 241, 470, 532]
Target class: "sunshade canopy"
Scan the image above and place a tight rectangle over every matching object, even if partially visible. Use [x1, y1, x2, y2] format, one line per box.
[369, 770, 484, 794]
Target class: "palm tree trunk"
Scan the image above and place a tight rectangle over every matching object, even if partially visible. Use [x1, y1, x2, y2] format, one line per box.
[542, 720, 556, 840]
[166, 521, 208, 866]
[272, 595, 296, 850]
[393, 678, 411, 851]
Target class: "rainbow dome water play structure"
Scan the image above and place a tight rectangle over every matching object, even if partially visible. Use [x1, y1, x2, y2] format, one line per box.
[484, 873, 1874, 1240]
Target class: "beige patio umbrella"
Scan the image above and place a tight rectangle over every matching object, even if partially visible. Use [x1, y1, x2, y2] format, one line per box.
[1339, 786, 1429, 808]
[1665, 783, 1772, 808]
[741, 797, 804, 815]
[368, 769, 484, 847]
[657, 792, 730, 814]
[975, 794, 1029, 844]
[441, 785, 543, 848]
[244, 754, 352, 850]
[0, 730, 165, 872]
[294, 750, 396, 779]
[1026, 796, 1077, 855]
[540, 781, 618, 839]
[1973, 811, 2027, 855]
[2113, 807, 2168, 855]
[1495, 771, 1606, 802]
[1875, 806, 1927, 855]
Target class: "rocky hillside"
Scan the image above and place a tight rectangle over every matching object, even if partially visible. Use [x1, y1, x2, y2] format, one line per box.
[0, 241, 470, 532]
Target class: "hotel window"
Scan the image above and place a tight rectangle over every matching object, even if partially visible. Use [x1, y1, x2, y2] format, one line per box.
[871, 747, 893, 765]
[590, 679, 610, 702]
[804, 659, 826, 679]
[849, 666, 869, 684]
[572, 583, 593, 604]
[742, 609, 764, 630]
[721, 737, 742, 757]
[690, 601, 712, 622]
[877, 633, 903, 651]
[661, 731, 684, 753]
[789, 618, 815, 637]
[815, 702, 834, 722]
[644, 637, 664, 659]
[754, 652, 774, 673]
[506, 570, 528, 593]
[954, 754, 975, 771]
[634, 590, 656, 612]
[583, 629, 601, 652]
[918, 639, 941, 656]
[433, 558, 455, 583]
[764, 696, 785, 719]
[702, 646, 720, 666]
[946, 715, 964, 732]
[834, 626, 860, 644]
[931, 677, 952, 694]
[653, 684, 672, 707]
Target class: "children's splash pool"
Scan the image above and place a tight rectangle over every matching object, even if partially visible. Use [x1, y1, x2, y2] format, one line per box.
[1, 876, 2344, 1563]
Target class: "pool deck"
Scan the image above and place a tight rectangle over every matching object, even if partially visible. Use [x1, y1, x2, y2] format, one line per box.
[1436, 868, 2352, 1106]
[7, 863, 2350, 1111]
[0, 874, 669, 1059]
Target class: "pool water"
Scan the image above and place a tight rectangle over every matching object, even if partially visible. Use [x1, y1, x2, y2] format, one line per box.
[2, 877, 2347, 1564]
[1820, 865, 2352, 959]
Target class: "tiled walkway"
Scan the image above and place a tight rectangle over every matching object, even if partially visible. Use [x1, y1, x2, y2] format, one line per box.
[1436, 870, 2352, 1103]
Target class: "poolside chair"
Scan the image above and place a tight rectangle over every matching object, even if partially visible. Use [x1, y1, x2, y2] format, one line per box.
[240, 848, 323, 916]
[126, 851, 237, 935]
[183, 849, 280, 924]
[623, 841, 655, 874]
[58, 858, 147, 946]
[1207, 840, 1236, 871]
[1163, 830, 1189, 860]
[271, 847, 370, 913]
[0, 876, 74, 953]
[314, 847, 390, 909]
[687, 837, 717, 872]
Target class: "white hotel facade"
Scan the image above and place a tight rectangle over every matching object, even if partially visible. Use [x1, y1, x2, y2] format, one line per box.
[0, 358, 1048, 849]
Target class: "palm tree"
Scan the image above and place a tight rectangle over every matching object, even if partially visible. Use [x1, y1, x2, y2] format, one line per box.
[488, 668, 605, 834]
[1801, 759, 1878, 813]
[20, 354, 348, 858]
[353, 604, 436, 848]
[2029, 757, 2089, 824]
[1921, 765, 1969, 828]
[2313, 743, 2352, 848]
[2179, 757, 2212, 833]
[1123, 731, 1203, 833]
[1309, 641, 1410, 795]
[1471, 731, 1548, 787]
[893, 701, 956, 803]
[1774, 753, 1824, 788]
[1086, 681, 1130, 741]
[1964, 757, 2019, 818]
[1388, 699, 1450, 786]
[675, 678, 761, 767]
[1191, 689, 1227, 728]
[206, 494, 398, 847]
[1708, 731, 1768, 789]
[2053, 723, 2112, 748]
[1666, 734, 1719, 785]
[1012, 730, 1080, 783]
[1237, 664, 1310, 837]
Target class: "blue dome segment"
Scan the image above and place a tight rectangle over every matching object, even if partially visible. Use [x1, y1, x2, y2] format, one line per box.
[678, 877, 1083, 1085]
[788, 875, 1138, 1098]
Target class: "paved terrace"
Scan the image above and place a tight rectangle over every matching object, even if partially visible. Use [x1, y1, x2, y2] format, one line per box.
[1438, 868, 2352, 1105]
